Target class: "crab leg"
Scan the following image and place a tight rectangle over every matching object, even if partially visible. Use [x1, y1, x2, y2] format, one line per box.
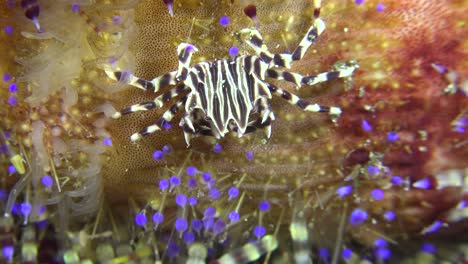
[112, 83, 188, 119]
[130, 96, 187, 141]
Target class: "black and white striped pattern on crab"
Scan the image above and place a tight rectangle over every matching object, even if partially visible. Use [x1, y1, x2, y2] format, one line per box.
[183, 55, 272, 138]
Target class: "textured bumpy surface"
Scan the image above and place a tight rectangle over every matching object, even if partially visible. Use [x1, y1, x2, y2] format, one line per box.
[1, 0, 467, 263]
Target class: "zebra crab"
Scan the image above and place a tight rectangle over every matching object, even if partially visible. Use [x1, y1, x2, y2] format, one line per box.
[105, 11, 358, 146]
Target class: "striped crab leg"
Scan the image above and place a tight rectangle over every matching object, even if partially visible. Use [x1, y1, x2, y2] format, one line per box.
[129, 96, 188, 141]
[267, 83, 342, 116]
[112, 83, 188, 119]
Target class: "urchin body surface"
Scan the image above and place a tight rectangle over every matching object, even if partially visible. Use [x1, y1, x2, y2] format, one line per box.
[106, 17, 358, 146]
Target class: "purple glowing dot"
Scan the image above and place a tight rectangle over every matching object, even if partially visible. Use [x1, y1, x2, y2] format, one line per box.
[170, 175, 181, 187]
[112, 15, 122, 24]
[375, 247, 391, 259]
[228, 187, 239, 199]
[319, 248, 329, 259]
[245, 151, 254, 161]
[175, 217, 188, 233]
[20, 202, 31, 216]
[37, 205, 46, 215]
[152, 150, 164, 161]
[3, 73, 11, 82]
[259, 200, 270, 212]
[159, 179, 169, 191]
[253, 225, 266, 238]
[103, 138, 112, 146]
[203, 217, 214, 230]
[167, 242, 180, 258]
[376, 3, 385, 12]
[0, 144, 7, 154]
[355, 0, 365, 5]
[7, 165, 16, 174]
[213, 219, 226, 234]
[422, 220, 442, 234]
[162, 144, 172, 154]
[0, 190, 6, 200]
[219, 16, 230, 27]
[163, 122, 172, 130]
[187, 178, 197, 189]
[337, 185, 353, 197]
[184, 231, 195, 245]
[192, 219, 202, 233]
[228, 211, 240, 222]
[213, 143, 222, 153]
[460, 201, 467, 208]
[135, 213, 147, 226]
[152, 212, 164, 224]
[8, 83, 17, 93]
[188, 197, 197, 206]
[210, 188, 221, 199]
[71, 3, 80, 12]
[432, 63, 447, 74]
[175, 194, 187, 207]
[371, 189, 384, 200]
[204, 207, 216, 218]
[349, 208, 368, 225]
[374, 238, 387, 248]
[36, 219, 47, 229]
[384, 211, 395, 221]
[41, 175, 53, 187]
[11, 203, 20, 215]
[185, 44, 195, 53]
[4, 25, 13, 35]
[229, 46, 239, 57]
[186, 166, 198, 176]
[391, 176, 403, 186]
[342, 248, 353, 260]
[387, 131, 399, 142]
[2, 246, 13, 260]
[108, 57, 117, 66]
[361, 120, 372, 131]
[421, 243, 436, 254]
[367, 165, 380, 175]
[6, 0, 15, 8]
[202, 172, 212, 183]
[413, 178, 431, 189]
[455, 126, 465, 133]
[8, 96, 17, 106]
